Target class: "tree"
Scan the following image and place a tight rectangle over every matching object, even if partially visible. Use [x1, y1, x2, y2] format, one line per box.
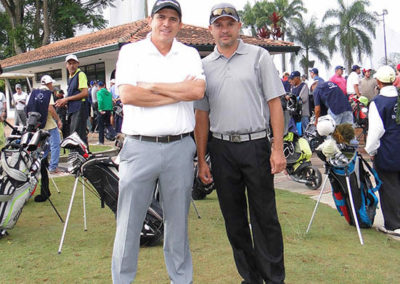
[287, 17, 331, 75]
[323, 0, 376, 72]
[0, 0, 115, 55]
[240, 0, 307, 71]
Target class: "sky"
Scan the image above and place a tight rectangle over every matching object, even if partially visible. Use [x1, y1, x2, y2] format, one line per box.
[102, 0, 400, 78]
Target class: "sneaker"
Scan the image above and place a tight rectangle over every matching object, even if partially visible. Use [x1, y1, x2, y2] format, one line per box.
[377, 226, 400, 237]
[34, 195, 49, 202]
[95, 142, 104, 145]
[49, 168, 63, 174]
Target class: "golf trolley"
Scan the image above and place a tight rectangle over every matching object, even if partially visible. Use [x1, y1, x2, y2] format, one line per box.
[57, 132, 164, 253]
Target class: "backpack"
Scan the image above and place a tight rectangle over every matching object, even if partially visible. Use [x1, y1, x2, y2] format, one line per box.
[329, 153, 381, 228]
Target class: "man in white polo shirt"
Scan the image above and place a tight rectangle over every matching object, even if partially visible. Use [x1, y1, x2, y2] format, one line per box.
[111, 0, 205, 283]
[13, 84, 28, 126]
[347, 64, 362, 98]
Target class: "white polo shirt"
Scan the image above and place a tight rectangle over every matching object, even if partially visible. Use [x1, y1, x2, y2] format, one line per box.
[116, 35, 205, 136]
[346, 71, 360, 95]
[13, 91, 28, 110]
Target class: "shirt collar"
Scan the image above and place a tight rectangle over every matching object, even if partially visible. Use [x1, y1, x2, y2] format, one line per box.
[69, 68, 81, 78]
[146, 33, 180, 56]
[380, 85, 398, 97]
[209, 39, 248, 61]
[39, 85, 50, 91]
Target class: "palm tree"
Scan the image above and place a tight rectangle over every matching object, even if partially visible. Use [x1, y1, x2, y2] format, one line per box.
[241, 0, 306, 71]
[287, 17, 331, 75]
[323, 0, 376, 72]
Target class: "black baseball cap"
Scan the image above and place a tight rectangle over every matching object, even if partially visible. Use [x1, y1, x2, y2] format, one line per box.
[209, 3, 240, 25]
[151, 0, 182, 19]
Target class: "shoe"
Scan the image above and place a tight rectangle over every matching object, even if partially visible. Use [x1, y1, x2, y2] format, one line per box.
[95, 142, 104, 145]
[34, 195, 49, 202]
[49, 168, 63, 174]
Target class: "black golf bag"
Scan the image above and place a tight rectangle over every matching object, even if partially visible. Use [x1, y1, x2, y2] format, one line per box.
[192, 153, 215, 200]
[61, 133, 163, 246]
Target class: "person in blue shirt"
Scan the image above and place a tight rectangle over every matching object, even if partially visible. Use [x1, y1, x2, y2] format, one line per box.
[309, 68, 324, 83]
[313, 81, 353, 126]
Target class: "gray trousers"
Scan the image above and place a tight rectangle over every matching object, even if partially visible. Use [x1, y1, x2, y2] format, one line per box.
[15, 109, 27, 126]
[112, 136, 196, 284]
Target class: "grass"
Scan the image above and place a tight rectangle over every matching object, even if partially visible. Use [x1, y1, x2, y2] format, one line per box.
[1, 177, 399, 283]
[59, 144, 113, 157]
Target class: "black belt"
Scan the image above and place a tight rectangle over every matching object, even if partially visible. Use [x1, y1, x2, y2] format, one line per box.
[130, 132, 191, 143]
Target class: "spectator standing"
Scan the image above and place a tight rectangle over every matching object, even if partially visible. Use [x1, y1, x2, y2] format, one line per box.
[392, 64, 400, 89]
[347, 64, 362, 98]
[330, 65, 347, 95]
[290, 70, 310, 134]
[26, 75, 63, 202]
[359, 68, 378, 102]
[0, 89, 6, 149]
[365, 65, 400, 237]
[195, 3, 286, 283]
[111, 0, 206, 283]
[54, 89, 69, 139]
[55, 54, 89, 145]
[13, 84, 28, 126]
[309, 67, 324, 83]
[282, 71, 291, 92]
[96, 81, 116, 144]
[90, 80, 99, 132]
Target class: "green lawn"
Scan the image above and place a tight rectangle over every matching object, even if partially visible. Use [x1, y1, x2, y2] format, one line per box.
[1, 177, 399, 283]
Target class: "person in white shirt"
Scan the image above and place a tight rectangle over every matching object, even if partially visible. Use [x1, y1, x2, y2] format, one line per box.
[0, 90, 7, 149]
[346, 64, 361, 98]
[365, 65, 400, 237]
[13, 84, 28, 126]
[111, 1, 205, 283]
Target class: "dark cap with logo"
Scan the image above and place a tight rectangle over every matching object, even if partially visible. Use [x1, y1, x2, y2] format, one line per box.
[352, 65, 361, 71]
[209, 3, 240, 25]
[309, 68, 318, 74]
[335, 65, 345, 71]
[289, 71, 301, 79]
[151, 0, 182, 19]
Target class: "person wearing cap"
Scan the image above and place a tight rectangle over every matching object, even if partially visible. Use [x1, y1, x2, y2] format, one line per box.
[289, 70, 310, 134]
[55, 54, 89, 145]
[12, 84, 28, 126]
[309, 67, 324, 83]
[281, 71, 291, 92]
[347, 64, 362, 98]
[25, 75, 63, 202]
[194, 3, 286, 283]
[392, 63, 400, 88]
[313, 81, 353, 126]
[329, 65, 347, 95]
[111, 0, 205, 283]
[96, 81, 116, 144]
[359, 68, 378, 101]
[89, 80, 99, 133]
[365, 65, 400, 237]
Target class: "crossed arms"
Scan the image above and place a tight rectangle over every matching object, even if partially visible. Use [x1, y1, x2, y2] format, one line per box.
[119, 76, 205, 107]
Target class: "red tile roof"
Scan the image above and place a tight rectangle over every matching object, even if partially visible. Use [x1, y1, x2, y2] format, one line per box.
[0, 19, 297, 69]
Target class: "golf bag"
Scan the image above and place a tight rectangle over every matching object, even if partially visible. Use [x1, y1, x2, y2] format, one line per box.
[326, 152, 381, 228]
[0, 114, 49, 235]
[192, 153, 215, 200]
[61, 133, 163, 246]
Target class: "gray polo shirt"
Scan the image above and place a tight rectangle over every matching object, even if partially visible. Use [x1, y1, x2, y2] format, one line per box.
[194, 40, 285, 134]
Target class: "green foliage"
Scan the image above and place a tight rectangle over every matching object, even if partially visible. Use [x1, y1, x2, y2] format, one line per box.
[0, 0, 115, 54]
[323, 0, 377, 71]
[287, 17, 331, 74]
[0, 11, 15, 59]
[0, 184, 399, 283]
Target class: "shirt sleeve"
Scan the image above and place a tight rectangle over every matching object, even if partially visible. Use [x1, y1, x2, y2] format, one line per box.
[188, 47, 206, 81]
[258, 49, 285, 101]
[194, 94, 210, 112]
[365, 101, 385, 155]
[78, 72, 88, 90]
[49, 95, 55, 105]
[300, 84, 309, 104]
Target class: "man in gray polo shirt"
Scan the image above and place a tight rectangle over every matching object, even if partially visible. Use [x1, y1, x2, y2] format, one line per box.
[194, 3, 286, 284]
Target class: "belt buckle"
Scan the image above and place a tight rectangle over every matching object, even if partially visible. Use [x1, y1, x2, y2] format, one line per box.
[231, 134, 241, 143]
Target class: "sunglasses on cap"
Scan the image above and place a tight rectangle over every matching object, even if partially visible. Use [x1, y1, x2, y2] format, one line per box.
[210, 7, 239, 23]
